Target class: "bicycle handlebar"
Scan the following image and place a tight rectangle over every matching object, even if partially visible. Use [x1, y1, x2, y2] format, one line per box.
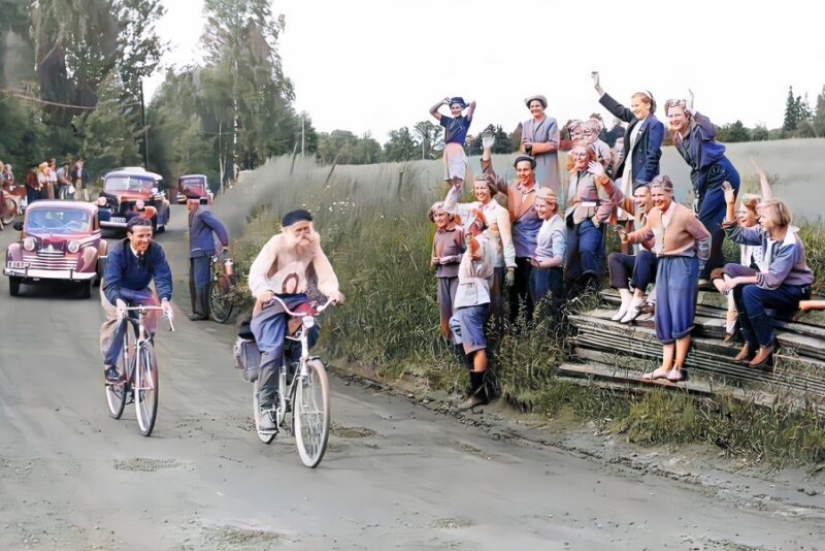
[122, 305, 176, 332]
[265, 294, 334, 317]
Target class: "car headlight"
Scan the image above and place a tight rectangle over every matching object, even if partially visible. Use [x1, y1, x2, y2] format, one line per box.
[23, 237, 36, 252]
[67, 240, 80, 254]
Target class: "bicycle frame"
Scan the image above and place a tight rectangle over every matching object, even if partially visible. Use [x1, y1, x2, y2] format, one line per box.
[266, 296, 331, 426]
[119, 305, 175, 385]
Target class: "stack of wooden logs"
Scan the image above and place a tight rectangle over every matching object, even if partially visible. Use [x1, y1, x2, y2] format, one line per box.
[559, 290, 825, 408]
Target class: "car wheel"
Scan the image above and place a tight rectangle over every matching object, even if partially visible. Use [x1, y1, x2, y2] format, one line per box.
[9, 277, 21, 297]
[79, 280, 93, 299]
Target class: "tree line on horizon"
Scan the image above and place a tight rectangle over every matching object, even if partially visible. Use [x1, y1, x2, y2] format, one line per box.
[2, 0, 825, 183]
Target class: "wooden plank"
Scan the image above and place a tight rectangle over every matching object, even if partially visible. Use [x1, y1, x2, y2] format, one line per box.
[570, 312, 825, 362]
[556, 362, 824, 413]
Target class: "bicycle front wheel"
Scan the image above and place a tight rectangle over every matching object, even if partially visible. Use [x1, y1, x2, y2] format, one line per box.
[209, 274, 234, 323]
[134, 341, 159, 436]
[294, 359, 330, 468]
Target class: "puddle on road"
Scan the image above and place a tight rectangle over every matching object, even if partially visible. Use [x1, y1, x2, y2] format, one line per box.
[331, 424, 377, 438]
[430, 517, 474, 529]
[191, 524, 288, 550]
[113, 457, 192, 472]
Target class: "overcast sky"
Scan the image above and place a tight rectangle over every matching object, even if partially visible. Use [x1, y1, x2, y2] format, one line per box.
[146, 0, 825, 143]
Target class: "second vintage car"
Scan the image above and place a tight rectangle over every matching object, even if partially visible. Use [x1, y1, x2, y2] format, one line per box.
[3, 200, 107, 298]
[98, 168, 171, 233]
[176, 174, 214, 205]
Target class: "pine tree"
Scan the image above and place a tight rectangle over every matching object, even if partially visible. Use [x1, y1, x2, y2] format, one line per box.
[783, 86, 798, 132]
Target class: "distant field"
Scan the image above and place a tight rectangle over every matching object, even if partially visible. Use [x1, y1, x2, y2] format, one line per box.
[220, 138, 825, 235]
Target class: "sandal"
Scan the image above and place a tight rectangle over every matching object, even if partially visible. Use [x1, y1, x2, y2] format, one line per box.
[667, 368, 685, 382]
[642, 367, 670, 380]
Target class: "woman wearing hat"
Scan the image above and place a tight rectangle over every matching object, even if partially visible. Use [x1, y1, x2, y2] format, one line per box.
[521, 95, 561, 194]
[430, 96, 476, 188]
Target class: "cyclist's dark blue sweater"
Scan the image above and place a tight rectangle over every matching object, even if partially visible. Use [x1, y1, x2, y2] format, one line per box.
[103, 239, 173, 304]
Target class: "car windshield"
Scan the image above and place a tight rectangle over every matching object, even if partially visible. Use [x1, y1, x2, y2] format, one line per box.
[26, 209, 92, 234]
[105, 175, 156, 192]
[179, 177, 205, 192]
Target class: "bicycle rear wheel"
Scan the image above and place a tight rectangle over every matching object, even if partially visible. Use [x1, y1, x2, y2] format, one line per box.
[134, 341, 159, 436]
[294, 359, 330, 468]
[252, 378, 276, 444]
[105, 321, 134, 419]
[209, 274, 234, 323]
[1, 197, 15, 226]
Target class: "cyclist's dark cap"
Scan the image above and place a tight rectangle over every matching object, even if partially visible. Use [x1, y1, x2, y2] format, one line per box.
[514, 155, 537, 169]
[126, 217, 152, 232]
[282, 209, 313, 227]
[184, 191, 201, 200]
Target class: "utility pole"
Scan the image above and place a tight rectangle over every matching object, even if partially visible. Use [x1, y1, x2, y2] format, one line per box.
[140, 80, 149, 168]
[301, 115, 306, 157]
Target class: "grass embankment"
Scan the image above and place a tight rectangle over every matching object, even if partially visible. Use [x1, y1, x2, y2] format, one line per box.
[216, 150, 825, 468]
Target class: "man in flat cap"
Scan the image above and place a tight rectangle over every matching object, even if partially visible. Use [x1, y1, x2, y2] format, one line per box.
[187, 191, 229, 321]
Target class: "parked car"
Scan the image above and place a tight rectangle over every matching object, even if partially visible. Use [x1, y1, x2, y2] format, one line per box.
[176, 174, 214, 205]
[3, 200, 107, 298]
[98, 168, 171, 233]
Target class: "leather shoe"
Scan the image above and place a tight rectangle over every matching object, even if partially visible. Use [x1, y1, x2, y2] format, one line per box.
[749, 345, 774, 368]
[733, 344, 752, 363]
[188, 313, 208, 321]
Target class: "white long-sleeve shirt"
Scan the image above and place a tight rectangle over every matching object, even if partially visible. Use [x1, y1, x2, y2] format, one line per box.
[443, 186, 516, 269]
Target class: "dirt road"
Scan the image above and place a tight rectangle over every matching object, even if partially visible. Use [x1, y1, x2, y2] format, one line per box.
[0, 206, 822, 550]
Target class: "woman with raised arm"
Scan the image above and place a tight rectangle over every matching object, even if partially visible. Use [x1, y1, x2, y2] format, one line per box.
[592, 71, 664, 193]
[665, 91, 741, 284]
[720, 192, 813, 368]
[430, 96, 476, 189]
[711, 158, 774, 341]
[622, 176, 711, 382]
[521, 95, 561, 193]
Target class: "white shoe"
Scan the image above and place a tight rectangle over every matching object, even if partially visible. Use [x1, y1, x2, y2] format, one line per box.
[611, 303, 629, 321]
[610, 298, 633, 321]
[620, 298, 643, 323]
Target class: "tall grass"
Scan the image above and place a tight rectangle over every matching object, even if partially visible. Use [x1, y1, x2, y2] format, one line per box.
[216, 140, 825, 467]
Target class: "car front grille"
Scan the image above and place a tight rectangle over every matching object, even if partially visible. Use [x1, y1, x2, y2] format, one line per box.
[23, 250, 77, 271]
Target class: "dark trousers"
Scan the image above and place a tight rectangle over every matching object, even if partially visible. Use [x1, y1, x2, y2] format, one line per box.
[529, 266, 564, 317]
[732, 282, 808, 349]
[509, 257, 533, 325]
[608, 249, 657, 291]
[694, 157, 740, 280]
[189, 256, 212, 317]
[564, 219, 604, 284]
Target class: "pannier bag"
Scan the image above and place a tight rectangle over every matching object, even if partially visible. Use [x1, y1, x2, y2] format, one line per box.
[234, 320, 261, 382]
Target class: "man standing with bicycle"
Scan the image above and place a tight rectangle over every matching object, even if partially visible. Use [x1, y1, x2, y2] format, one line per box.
[247, 209, 344, 432]
[187, 192, 229, 321]
[101, 217, 174, 384]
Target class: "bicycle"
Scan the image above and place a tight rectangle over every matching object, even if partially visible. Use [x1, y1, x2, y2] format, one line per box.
[252, 295, 332, 468]
[0, 189, 21, 229]
[105, 305, 175, 436]
[209, 251, 237, 323]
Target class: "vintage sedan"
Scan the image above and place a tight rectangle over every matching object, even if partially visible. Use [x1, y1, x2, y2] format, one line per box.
[98, 168, 171, 233]
[3, 201, 107, 298]
[176, 174, 214, 205]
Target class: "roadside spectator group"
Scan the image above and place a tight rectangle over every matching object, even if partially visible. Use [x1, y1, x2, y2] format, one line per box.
[18, 158, 91, 206]
[428, 72, 815, 407]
